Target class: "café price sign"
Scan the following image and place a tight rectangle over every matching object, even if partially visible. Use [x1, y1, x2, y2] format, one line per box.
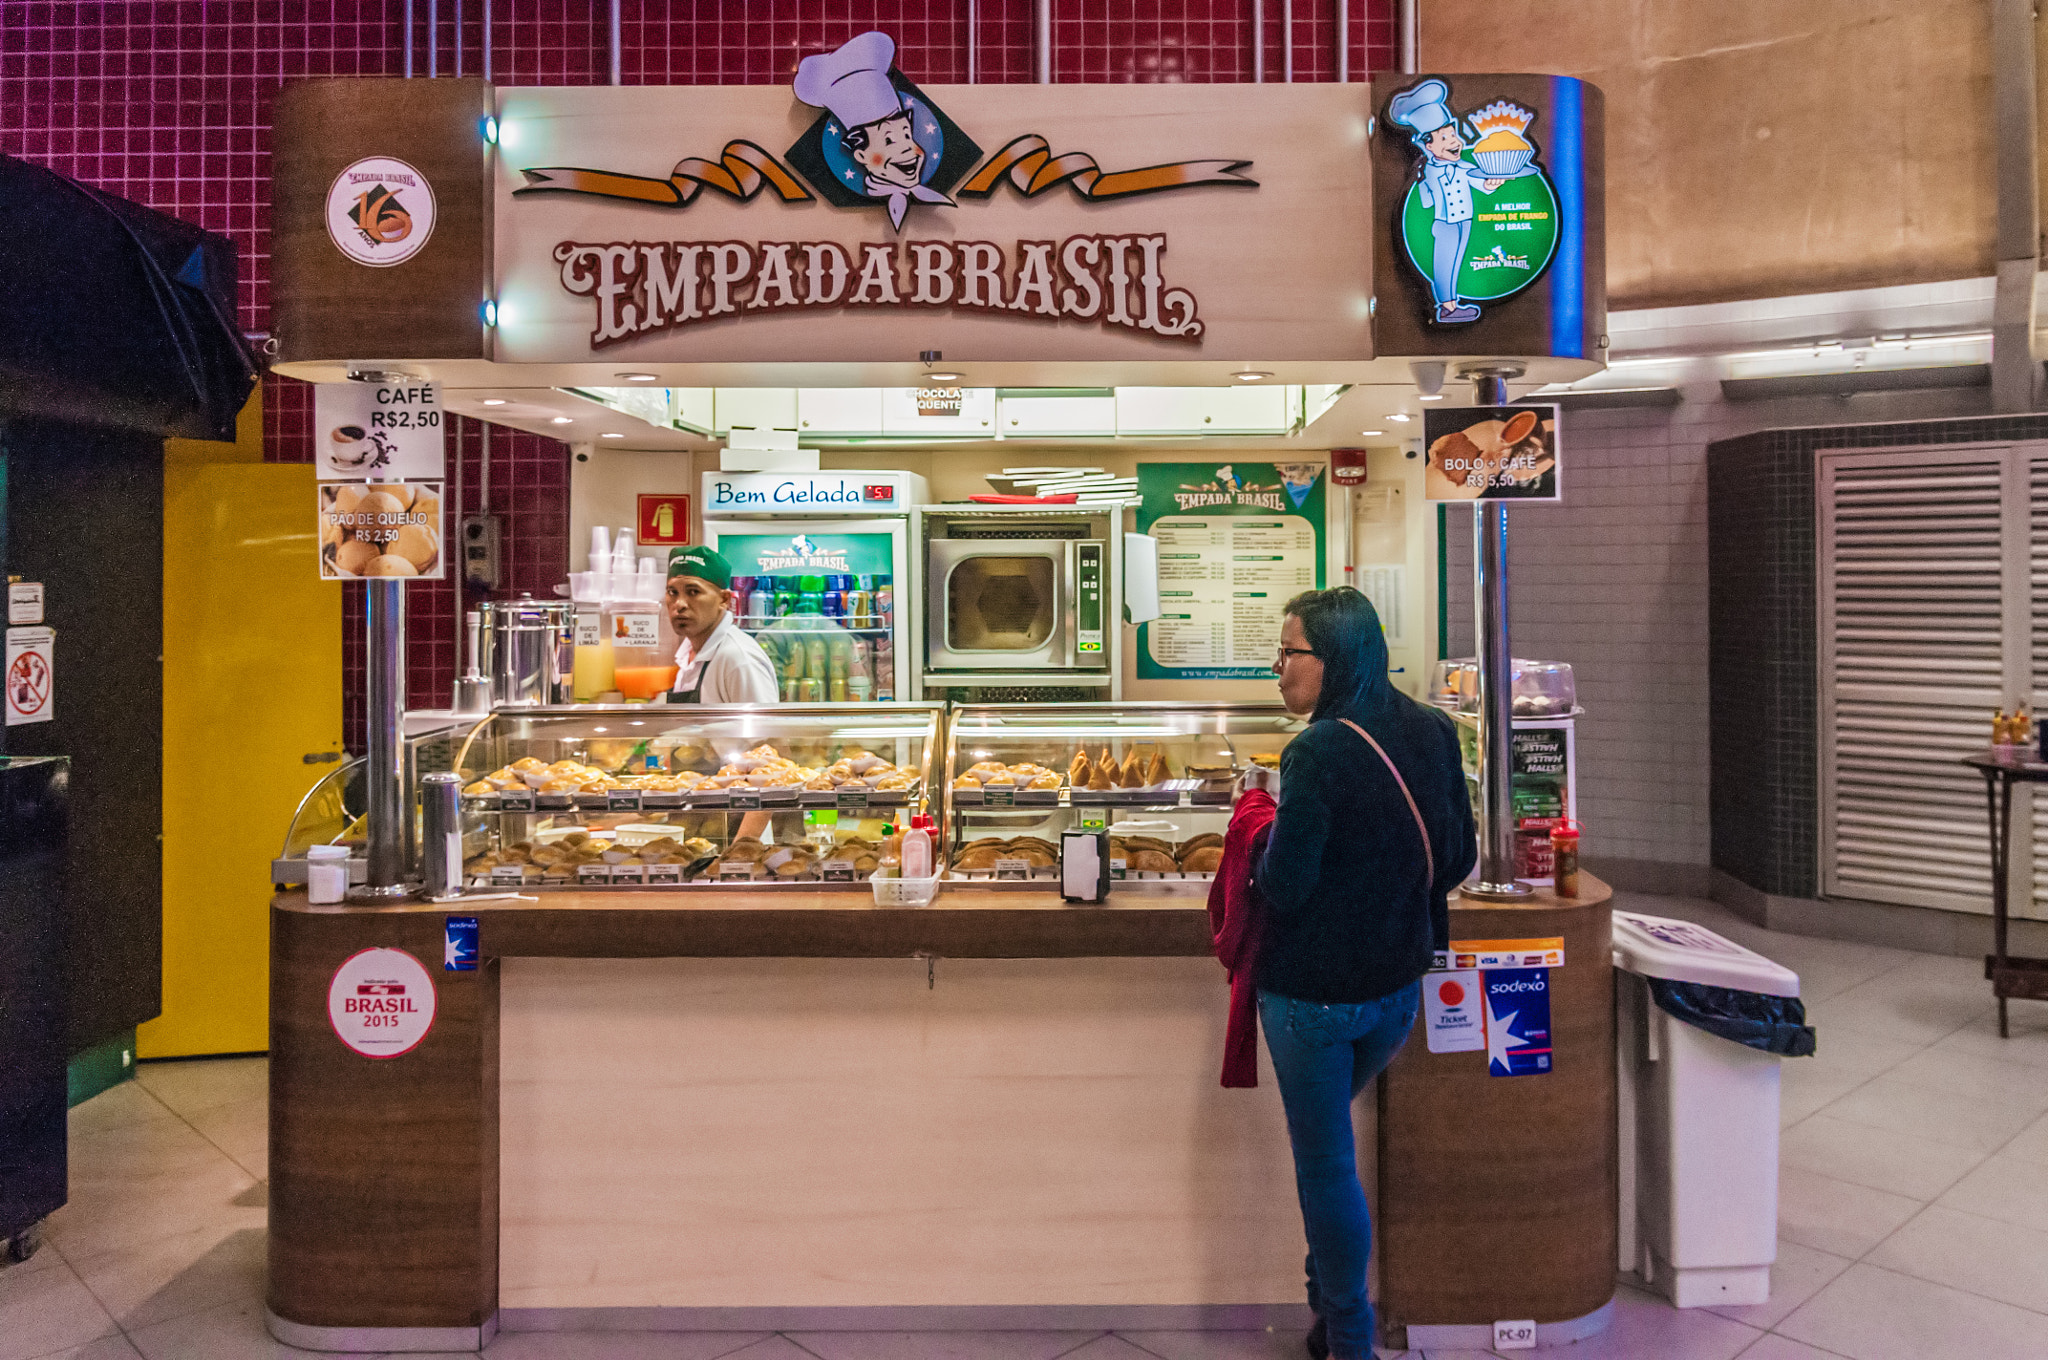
[1422, 404, 1560, 502]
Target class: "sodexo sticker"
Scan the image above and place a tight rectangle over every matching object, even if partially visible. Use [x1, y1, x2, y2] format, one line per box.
[326, 156, 436, 267]
[327, 947, 437, 1058]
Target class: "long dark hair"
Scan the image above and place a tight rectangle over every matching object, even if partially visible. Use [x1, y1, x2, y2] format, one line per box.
[1284, 587, 1391, 723]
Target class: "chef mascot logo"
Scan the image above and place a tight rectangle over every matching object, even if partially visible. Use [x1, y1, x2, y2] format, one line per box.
[786, 31, 981, 231]
[1385, 78, 1559, 326]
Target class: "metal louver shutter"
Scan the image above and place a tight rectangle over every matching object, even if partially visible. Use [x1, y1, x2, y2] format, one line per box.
[2033, 456, 2048, 915]
[1821, 454, 2005, 911]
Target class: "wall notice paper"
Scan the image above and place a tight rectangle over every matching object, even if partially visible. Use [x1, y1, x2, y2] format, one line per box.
[1423, 969, 1486, 1053]
[1136, 462, 1325, 679]
[319, 480, 444, 580]
[4, 625, 54, 727]
[7, 582, 44, 626]
[313, 381, 445, 482]
[1423, 404, 1559, 502]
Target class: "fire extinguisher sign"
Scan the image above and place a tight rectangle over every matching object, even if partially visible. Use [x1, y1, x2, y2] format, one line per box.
[637, 494, 692, 547]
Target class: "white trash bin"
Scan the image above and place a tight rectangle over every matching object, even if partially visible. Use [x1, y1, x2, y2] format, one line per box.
[1613, 912, 1803, 1308]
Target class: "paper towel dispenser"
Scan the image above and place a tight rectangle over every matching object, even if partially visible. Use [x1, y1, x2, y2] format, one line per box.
[1123, 532, 1160, 625]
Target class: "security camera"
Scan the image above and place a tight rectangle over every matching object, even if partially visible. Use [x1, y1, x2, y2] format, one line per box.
[1409, 360, 1446, 397]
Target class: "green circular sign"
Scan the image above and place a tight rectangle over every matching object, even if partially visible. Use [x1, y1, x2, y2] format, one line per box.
[1400, 164, 1559, 304]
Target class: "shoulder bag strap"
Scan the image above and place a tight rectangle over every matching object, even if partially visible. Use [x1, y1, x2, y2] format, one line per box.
[1336, 718, 1434, 887]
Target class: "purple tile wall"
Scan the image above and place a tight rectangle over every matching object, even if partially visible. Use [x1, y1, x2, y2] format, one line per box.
[3, 0, 1393, 750]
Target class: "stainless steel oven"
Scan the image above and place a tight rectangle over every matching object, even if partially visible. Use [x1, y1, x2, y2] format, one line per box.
[926, 537, 1107, 673]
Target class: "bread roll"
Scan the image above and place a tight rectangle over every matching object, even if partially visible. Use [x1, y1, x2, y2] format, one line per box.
[1180, 845, 1224, 874]
[333, 538, 380, 576]
[1130, 849, 1177, 873]
[369, 482, 416, 508]
[362, 554, 418, 577]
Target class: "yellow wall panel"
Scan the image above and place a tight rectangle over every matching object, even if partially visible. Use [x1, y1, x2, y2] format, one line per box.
[142, 459, 342, 1057]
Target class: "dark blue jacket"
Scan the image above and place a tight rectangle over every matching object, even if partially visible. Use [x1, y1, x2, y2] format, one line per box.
[1254, 687, 1478, 1004]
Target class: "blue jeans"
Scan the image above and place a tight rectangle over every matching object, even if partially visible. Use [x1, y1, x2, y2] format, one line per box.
[1259, 981, 1422, 1360]
[1430, 217, 1470, 305]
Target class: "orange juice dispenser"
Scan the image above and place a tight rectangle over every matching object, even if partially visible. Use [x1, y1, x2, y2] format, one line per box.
[569, 526, 617, 701]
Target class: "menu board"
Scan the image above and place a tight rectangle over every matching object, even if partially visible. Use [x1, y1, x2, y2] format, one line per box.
[1136, 462, 1325, 680]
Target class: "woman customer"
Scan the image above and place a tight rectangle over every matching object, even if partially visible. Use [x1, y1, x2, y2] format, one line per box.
[1251, 587, 1476, 1360]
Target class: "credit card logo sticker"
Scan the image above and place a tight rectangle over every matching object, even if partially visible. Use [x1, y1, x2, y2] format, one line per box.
[1484, 967, 1553, 1076]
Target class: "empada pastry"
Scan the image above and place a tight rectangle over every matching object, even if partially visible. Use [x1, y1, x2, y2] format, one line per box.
[1086, 757, 1115, 790]
[1118, 751, 1144, 787]
[1145, 751, 1170, 786]
[1068, 749, 1091, 787]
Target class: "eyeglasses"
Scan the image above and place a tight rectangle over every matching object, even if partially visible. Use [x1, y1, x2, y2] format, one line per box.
[1275, 647, 1318, 664]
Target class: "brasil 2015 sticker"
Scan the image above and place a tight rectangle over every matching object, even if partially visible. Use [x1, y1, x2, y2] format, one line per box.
[1385, 78, 1558, 326]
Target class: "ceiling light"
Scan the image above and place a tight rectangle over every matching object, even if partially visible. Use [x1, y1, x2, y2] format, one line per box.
[1360, 429, 1384, 437]
[925, 371, 964, 383]
[550, 416, 573, 425]
[1418, 393, 1445, 401]
[1385, 413, 1412, 423]
[616, 372, 659, 382]
[1232, 370, 1274, 382]
[481, 398, 507, 406]
[599, 431, 624, 439]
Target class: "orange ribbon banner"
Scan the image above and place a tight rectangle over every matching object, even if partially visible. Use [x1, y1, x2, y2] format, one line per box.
[959, 134, 1256, 201]
[515, 140, 813, 207]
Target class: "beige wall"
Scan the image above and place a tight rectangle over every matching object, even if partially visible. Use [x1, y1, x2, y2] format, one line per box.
[1422, 0, 2007, 308]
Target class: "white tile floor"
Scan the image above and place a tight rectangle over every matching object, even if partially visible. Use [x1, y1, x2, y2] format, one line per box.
[6, 892, 2048, 1360]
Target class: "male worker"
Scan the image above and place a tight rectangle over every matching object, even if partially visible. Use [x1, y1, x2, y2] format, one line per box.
[663, 545, 778, 704]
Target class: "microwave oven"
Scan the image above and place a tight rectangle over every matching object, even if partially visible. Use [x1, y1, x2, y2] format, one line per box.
[926, 538, 1108, 673]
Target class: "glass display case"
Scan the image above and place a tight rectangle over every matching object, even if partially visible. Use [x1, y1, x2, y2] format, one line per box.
[272, 717, 470, 888]
[1427, 657, 1578, 717]
[451, 702, 943, 889]
[942, 703, 1306, 892]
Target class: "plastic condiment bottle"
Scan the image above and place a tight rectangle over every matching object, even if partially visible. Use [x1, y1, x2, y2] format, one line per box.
[902, 816, 933, 880]
[1550, 822, 1581, 898]
[1994, 710, 2014, 750]
[877, 823, 902, 879]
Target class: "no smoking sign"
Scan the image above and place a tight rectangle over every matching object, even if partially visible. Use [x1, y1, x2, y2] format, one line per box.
[5, 626, 54, 727]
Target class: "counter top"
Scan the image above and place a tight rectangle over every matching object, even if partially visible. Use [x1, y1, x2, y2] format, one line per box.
[273, 877, 1608, 960]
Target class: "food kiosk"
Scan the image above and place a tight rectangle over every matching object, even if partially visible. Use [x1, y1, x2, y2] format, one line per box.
[264, 51, 1615, 1354]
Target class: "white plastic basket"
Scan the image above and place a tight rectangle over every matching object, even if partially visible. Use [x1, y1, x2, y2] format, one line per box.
[870, 869, 943, 907]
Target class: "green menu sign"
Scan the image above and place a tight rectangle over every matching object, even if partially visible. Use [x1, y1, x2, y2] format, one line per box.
[1136, 462, 1325, 680]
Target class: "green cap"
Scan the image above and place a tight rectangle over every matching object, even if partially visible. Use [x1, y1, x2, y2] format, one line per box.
[666, 545, 732, 589]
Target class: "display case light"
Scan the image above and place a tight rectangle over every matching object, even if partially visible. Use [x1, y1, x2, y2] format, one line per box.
[481, 299, 498, 326]
[481, 116, 499, 144]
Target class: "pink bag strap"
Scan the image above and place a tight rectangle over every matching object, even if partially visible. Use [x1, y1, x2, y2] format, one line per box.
[1337, 718, 1434, 886]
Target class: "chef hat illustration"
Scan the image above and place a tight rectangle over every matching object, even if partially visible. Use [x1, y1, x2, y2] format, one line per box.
[793, 31, 905, 131]
[1387, 78, 1456, 137]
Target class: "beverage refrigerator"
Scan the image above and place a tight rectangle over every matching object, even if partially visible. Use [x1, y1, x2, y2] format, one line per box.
[701, 469, 928, 704]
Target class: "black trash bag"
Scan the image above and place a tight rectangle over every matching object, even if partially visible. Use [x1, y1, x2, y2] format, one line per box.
[1646, 977, 1817, 1057]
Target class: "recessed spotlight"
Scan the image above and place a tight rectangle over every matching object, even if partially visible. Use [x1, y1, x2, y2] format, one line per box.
[1418, 393, 1445, 401]
[550, 416, 573, 425]
[481, 398, 507, 406]
[1360, 429, 1384, 437]
[599, 431, 625, 439]
[615, 372, 659, 382]
[1231, 370, 1274, 382]
[1385, 413, 1413, 423]
[925, 371, 964, 384]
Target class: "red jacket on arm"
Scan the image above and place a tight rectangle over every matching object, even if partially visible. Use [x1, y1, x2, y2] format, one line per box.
[1207, 788, 1277, 1088]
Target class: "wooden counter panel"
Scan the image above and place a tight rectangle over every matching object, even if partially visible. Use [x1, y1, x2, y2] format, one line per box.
[267, 908, 498, 1331]
[278, 888, 1216, 960]
[1377, 883, 1616, 1334]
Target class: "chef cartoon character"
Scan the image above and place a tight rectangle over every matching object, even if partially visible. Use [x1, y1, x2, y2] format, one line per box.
[793, 32, 952, 231]
[1388, 78, 1504, 325]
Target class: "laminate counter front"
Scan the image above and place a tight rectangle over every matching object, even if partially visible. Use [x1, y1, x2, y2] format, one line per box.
[267, 879, 1614, 1353]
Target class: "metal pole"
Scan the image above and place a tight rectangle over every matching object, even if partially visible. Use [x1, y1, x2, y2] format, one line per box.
[1251, 0, 1264, 83]
[1992, 0, 2039, 413]
[428, 0, 438, 77]
[967, 0, 978, 83]
[482, 0, 492, 81]
[1463, 365, 1531, 899]
[454, 0, 463, 77]
[1035, 0, 1051, 83]
[354, 579, 413, 899]
[1335, 0, 1348, 82]
[403, 0, 414, 77]
[609, 0, 622, 85]
[1399, 0, 1419, 74]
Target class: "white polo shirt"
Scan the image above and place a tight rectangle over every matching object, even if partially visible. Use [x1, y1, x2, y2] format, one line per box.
[671, 612, 778, 704]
